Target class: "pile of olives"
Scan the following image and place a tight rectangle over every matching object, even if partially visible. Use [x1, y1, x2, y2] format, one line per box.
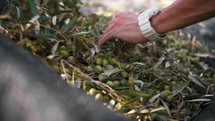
[45, 33, 215, 121]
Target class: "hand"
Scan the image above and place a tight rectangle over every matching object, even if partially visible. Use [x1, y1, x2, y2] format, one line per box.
[97, 12, 149, 49]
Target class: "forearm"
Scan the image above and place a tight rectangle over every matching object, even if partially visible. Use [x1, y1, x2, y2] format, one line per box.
[151, 0, 215, 34]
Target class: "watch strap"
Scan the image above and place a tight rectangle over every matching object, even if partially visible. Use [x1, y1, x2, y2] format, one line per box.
[138, 7, 165, 41]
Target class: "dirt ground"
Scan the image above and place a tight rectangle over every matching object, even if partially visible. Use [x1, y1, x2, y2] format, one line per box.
[80, 0, 175, 15]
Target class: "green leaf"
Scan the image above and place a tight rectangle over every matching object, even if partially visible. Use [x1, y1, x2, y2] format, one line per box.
[150, 107, 165, 113]
[51, 40, 61, 55]
[188, 74, 205, 88]
[161, 99, 172, 118]
[187, 98, 212, 102]
[153, 56, 165, 70]
[149, 93, 160, 103]
[103, 68, 121, 77]
[61, 18, 77, 32]
[128, 55, 144, 64]
[172, 80, 190, 96]
[27, 0, 37, 15]
[114, 86, 129, 90]
[116, 90, 151, 97]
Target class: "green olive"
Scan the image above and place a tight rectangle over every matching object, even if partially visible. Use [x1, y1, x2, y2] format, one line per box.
[166, 95, 174, 102]
[160, 90, 172, 98]
[67, 56, 75, 63]
[115, 103, 122, 110]
[106, 81, 114, 87]
[66, 74, 72, 80]
[62, 68, 70, 74]
[120, 71, 128, 79]
[26, 42, 32, 48]
[113, 81, 120, 87]
[127, 64, 134, 72]
[95, 65, 104, 72]
[60, 45, 66, 50]
[147, 89, 156, 95]
[86, 57, 91, 63]
[119, 63, 125, 69]
[88, 88, 98, 96]
[96, 58, 103, 65]
[105, 64, 114, 70]
[164, 85, 170, 90]
[85, 66, 94, 73]
[52, 65, 60, 73]
[95, 93, 103, 101]
[102, 59, 108, 67]
[170, 81, 177, 86]
[71, 45, 76, 51]
[98, 74, 107, 82]
[75, 67, 82, 72]
[180, 108, 191, 116]
[66, 41, 72, 46]
[59, 50, 69, 58]
[109, 58, 119, 66]
[120, 79, 128, 86]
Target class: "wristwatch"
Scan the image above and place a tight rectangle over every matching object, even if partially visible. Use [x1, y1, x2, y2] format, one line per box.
[138, 7, 166, 41]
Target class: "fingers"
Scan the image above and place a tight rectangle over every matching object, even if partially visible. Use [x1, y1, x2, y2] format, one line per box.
[104, 22, 115, 33]
[97, 29, 115, 48]
[97, 12, 135, 49]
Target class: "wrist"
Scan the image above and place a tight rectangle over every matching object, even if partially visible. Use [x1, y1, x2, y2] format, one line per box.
[150, 12, 164, 34]
[150, 9, 170, 34]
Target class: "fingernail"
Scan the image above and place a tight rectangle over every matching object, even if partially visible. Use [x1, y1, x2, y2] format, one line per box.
[94, 45, 100, 53]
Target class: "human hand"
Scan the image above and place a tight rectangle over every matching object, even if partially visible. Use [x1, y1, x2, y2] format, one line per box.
[97, 12, 149, 49]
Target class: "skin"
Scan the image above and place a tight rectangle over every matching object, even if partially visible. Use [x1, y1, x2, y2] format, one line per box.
[97, 0, 215, 49]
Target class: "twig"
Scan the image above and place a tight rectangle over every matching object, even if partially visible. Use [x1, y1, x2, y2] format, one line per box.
[61, 59, 126, 102]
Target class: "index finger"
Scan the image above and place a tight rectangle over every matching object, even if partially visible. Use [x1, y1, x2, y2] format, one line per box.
[97, 29, 115, 48]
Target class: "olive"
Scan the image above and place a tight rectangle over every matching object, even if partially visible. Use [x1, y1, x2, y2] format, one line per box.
[170, 81, 177, 86]
[127, 64, 134, 72]
[113, 81, 120, 87]
[67, 56, 75, 63]
[147, 89, 156, 95]
[61, 68, 70, 74]
[88, 88, 98, 96]
[59, 50, 69, 58]
[115, 103, 122, 110]
[105, 64, 114, 70]
[106, 81, 114, 87]
[95, 93, 103, 101]
[95, 65, 104, 72]
[160, 90, 172, 98]
[166, 95, 174, 102]
[66, 74, 72, 80]
[98, 74, 107, 82]
[109, 58, 119, 66]
[180, 108, 191, 116]
[102, 59, 108, 67]
[120, 71, 128, 79]
[60, 45, 66, 50]
[96, 58, 103, 65]
[52, 65, 60, 73]
[85, 66, 94, 73]
[120, 79, 128, 86]
[66, 41, 72, 46]
[26, 42, 32, 48]
[71, 45, 76, 51]
[164, 85, 170, 90]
